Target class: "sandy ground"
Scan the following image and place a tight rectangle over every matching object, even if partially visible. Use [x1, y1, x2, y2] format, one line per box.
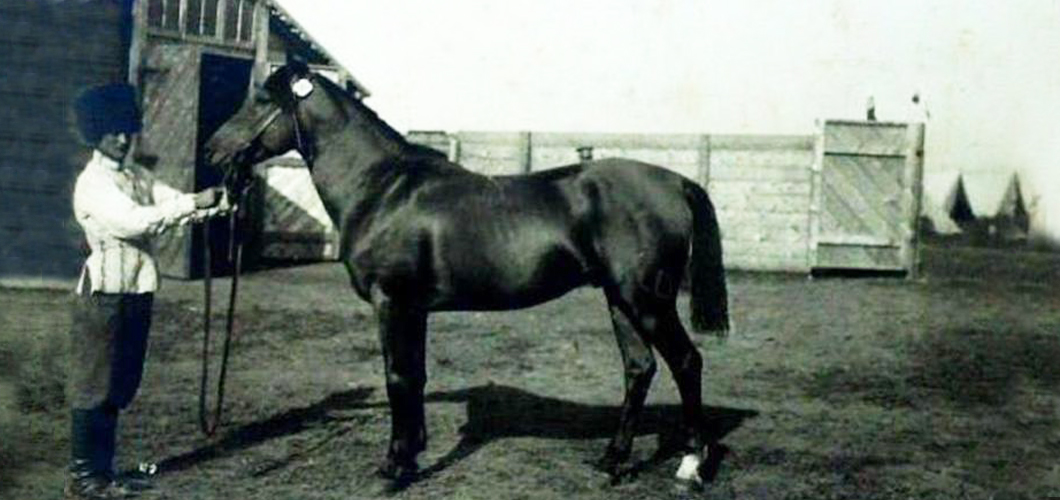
[2, 244, 1059, 499]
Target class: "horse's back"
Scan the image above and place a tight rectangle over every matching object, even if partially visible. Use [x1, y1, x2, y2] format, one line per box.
[428, 157, 697, 289]
[477, 157, 698, 294]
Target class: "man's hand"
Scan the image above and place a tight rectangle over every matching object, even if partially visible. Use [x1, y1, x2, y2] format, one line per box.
[193, 187, 221, 208]
[215, 189, 234, 214]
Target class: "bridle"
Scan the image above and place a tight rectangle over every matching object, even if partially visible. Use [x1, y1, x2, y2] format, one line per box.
[198, 79, 312, 437]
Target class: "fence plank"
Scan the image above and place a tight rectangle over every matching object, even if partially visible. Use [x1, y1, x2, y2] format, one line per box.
[532, 132, 701, 150]
[822, 120, 908, 157]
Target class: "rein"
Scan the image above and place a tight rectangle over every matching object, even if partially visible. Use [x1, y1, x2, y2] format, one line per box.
[198, 179, 248, 437]
[197, 98, 306, 437]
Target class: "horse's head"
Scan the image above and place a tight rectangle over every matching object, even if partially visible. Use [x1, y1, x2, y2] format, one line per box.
[206, 61, 329, 188]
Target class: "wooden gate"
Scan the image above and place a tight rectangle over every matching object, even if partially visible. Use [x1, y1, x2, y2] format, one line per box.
[810, 120, 925, 276]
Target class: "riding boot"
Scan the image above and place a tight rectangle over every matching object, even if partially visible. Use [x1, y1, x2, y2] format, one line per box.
[65, 409, 129, 500]
[96, 406, 117, 480]
[102, 407, 154, 496]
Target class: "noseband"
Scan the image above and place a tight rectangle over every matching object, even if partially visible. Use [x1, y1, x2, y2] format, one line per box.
[259, 96, 311, 162]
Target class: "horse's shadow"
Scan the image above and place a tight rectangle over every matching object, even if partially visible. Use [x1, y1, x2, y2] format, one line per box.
[157, 384, 756, 481]
[421, 384, 757, 481]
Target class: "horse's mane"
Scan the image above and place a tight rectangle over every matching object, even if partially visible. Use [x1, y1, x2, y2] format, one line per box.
[313, 76, 422, 156]
[309, 69, 452, 166]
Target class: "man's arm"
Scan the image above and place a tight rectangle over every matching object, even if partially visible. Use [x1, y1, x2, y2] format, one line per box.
[73, 173, 216, 240]
[149, 171, 229, 222]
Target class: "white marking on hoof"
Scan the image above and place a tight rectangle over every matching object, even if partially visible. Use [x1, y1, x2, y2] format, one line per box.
[674, 453, 703, 483]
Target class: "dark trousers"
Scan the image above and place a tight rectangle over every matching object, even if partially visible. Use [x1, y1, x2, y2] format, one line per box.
[69, 292, 153, 411]
[68, 290, 153, 476]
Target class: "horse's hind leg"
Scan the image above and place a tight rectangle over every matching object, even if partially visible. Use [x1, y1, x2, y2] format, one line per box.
[644, 302, 709, 481]
[372, 289, 428, 487]
[595, 287, 657, 476]
[610, 281, 708, 481]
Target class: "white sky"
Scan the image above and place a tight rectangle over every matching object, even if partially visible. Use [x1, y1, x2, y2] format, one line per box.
[278, 0, 1060, 236]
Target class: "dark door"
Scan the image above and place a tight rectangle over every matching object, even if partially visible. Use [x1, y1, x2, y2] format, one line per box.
[194, 52, 252, 277]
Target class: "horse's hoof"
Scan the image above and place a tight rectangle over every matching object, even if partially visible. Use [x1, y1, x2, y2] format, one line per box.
[375, 461, 418, 493]
[588, 450, 631, 480]
[674, 452, 705, 487]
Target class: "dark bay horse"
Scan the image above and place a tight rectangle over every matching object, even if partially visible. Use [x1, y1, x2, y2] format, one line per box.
[205, 62, 729, 488]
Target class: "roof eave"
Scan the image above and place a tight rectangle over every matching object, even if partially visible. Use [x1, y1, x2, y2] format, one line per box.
[265, 0, 371, 98]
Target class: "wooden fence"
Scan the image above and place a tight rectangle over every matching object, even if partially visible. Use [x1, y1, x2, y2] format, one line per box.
[409, 130, 818, 272]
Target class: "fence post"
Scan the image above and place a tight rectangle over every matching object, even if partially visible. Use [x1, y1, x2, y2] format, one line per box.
[904, 122, 926, 280]
[446, 134, 462, 163]
[518, 131, 532, 173]
[697, 134, 712, 190]
[807, 120, 826, 273]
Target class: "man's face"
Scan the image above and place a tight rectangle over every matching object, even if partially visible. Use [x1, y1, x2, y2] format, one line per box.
[97, 133, 130, 162]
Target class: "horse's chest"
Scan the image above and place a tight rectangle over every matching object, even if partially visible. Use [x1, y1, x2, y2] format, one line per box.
[343, 222, 428, 297]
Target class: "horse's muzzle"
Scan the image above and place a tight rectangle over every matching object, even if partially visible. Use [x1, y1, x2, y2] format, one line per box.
[205, 141, 233, 169]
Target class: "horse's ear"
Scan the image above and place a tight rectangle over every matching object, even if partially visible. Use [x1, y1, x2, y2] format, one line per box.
[284, 49, 311, 76]
[282, 51, 313, 99]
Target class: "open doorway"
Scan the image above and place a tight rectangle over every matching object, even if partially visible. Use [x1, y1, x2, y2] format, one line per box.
[194, 52, 253, 277]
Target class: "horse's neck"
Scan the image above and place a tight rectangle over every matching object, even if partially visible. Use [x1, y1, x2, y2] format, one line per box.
[307, 120, 407, 227]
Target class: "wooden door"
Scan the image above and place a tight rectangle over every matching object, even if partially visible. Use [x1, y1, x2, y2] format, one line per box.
[138, 44, 202, 278]
[810, 120, 925, 276]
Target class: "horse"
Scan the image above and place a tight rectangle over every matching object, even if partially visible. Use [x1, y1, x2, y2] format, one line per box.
[205, 61, 730, 489]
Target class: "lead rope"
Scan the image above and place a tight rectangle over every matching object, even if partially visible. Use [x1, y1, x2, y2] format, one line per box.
[198, 99, 291, 437]
[199, 184, 247, 437]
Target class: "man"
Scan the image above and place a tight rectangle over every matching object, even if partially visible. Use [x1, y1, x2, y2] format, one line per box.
[66, 83, 228, 499]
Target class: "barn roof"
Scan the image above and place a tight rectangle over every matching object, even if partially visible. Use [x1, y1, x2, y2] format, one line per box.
[958, 170, 1025, 219]
[267, 0, 370, 97]
[921, 170, 962, 234]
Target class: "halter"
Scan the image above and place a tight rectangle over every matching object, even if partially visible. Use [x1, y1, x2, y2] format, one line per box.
[230, 94, 312, 180]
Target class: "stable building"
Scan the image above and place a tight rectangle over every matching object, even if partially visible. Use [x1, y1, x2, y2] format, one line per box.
[0, 0, 354, 287]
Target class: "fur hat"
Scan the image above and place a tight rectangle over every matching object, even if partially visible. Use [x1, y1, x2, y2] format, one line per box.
[73, 83, 142, 146]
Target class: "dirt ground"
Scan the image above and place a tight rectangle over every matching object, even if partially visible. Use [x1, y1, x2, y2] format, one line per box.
[2, 244, 1059, 499]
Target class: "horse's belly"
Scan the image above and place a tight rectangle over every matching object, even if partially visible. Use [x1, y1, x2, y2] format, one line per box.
[432, 238, 591, 311]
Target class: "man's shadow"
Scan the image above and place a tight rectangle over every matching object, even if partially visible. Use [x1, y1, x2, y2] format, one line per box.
[157, 384, 756, 482]
[156, 386, 378, 474]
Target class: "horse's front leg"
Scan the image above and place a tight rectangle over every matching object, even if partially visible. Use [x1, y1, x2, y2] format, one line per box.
[372, 288, 428, 487]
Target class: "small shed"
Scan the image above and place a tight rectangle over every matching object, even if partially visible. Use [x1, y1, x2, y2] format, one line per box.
[0, 0, 359, 287]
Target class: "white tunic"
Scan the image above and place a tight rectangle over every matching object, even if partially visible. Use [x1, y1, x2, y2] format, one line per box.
[72, 151, 214, 294]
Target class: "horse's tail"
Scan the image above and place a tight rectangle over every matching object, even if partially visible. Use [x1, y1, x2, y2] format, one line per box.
[683, 179, 730, 337]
